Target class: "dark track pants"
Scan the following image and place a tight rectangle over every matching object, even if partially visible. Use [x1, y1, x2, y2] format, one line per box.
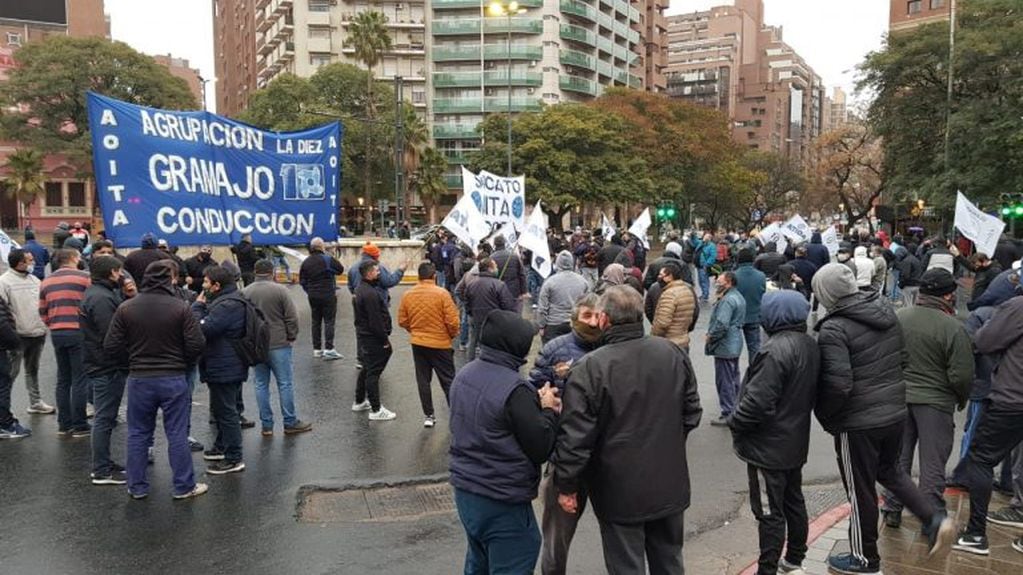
[747, 465, 808, 575]
[598, 512, 685, 575]
[881, 404, 954, 513]
[963, 406, 1023, 537]
[411, 344, 454, 418]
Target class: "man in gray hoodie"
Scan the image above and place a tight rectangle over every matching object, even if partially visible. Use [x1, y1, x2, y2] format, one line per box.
[536, 251, 590, 344]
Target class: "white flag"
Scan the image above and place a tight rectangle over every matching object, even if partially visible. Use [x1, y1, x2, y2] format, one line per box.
[601, 213, 616, 242]
[277, 245, 308, 262]
[821, 226, 840, 258]
[781, 214, 811, 244]
[518, 201, 552, 278]
[628, 208, 652, 249]
[758, 223, 788, 255]
[0, 230, 20, 265]
[490, 221, 519, 249]
[442, 192, 492, 255]
[954, 191, 1005, 257]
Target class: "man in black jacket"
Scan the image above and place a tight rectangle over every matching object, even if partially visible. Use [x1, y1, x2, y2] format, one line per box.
[811, 264, 954, 574]
[299, 237, 345, 360]
[183, 245, 215, 295]
[553, 286, 701, 574]
[80, 256, 128, 485]
[456, 257, 516, 360]
[353, 260, 396, 421]
[730, 291, 820, 575]
[104, 260, 207, 500]
[231, 233, 262, 286]
[0, 296, 29, 439]
[490, 235, 526, 310]
[122, 232, 170, 283]
[895, 246, 923, 306]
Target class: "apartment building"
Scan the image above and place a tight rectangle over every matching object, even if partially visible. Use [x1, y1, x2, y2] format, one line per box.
[153, 54, 205, 106]
[664, 0, 824, 163]
[890, 0, 951, 32]
[431, 0, 653, 187]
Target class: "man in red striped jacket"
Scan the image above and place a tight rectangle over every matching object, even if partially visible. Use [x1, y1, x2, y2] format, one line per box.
[38, 248, 91, 437]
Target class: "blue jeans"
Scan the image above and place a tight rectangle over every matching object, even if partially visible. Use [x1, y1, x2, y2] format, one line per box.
[208, 381, 244, 462]
[889, 269, 901, 301]
[90, 371, 127, 476]
[272, 255, 290, 279]
[436, 270, 447, 289]
[455, 294, 470, 346]
[51, 330, 88, 432]
[715, 357, 740, 417]
[743, 323, 761, 358]
[253, 347, 297, 429]
[454, 487, 541, 575]
[698, 267, 711, 301]
[528, 268, 543, 303]
[126, 374, 195, 496]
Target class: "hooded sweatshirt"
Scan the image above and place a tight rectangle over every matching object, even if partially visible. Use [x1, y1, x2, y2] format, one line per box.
[597, 263, 626, 294]
[536, 251, 590, 328]
[813, 266, 906, 433]
[852, 246, 875, 289]
[103, 260, 205, 377]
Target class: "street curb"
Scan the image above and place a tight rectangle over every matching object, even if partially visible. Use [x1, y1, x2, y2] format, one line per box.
[737, 502, 852, 575]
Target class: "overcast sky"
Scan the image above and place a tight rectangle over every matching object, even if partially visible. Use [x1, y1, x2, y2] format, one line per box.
[104, 0, 889, 113]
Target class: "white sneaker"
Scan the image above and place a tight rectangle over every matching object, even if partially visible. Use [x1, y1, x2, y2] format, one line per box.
[369, 407, 396, 421]
[322, 349, 343, 360]
[27, 401, 56, 414]
[351, 400, 371, 412]
[424, 416, 436, 428]
[86, 403, 95, 418]
[173, 482, 209, 500]
[313, 349, 323, 358]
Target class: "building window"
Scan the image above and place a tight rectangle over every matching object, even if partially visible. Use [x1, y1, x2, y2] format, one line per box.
[907, 1, 922, 14]
[45, 182, 63, 207]
[6, 32, 21, 47]
[930, 0, 945, 8]
[309, 0, 330, 12]
[412, 90, 425, 104]
[308, 26, 332, 39]
[67, 182, 86, 207]
[311, 54, 332, 67]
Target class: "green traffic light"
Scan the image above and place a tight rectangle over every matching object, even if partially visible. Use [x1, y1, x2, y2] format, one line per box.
[1014, 205, 1023, 216]
[1003, 207, 1012, 216]
[666, 208, 676, 218]
[657, 208, 666, 218]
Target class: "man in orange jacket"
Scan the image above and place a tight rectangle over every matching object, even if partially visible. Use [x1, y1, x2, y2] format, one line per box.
[398, 261, 461, 428]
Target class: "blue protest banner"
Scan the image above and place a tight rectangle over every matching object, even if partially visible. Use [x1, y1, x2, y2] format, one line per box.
[87, 92, 342, 247]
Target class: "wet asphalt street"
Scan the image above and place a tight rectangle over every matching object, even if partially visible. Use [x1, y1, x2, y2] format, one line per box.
[1, 284, 851, 574]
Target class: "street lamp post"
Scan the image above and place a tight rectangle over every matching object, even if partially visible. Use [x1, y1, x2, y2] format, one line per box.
[487, 1, 525, 177]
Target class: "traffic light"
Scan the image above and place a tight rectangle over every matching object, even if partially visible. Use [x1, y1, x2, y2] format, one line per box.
[656, 202, 677, 222]
[1000, 193, 1023, 218]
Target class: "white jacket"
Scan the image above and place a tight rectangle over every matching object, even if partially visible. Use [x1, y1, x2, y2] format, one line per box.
[0, 269, 48, 337]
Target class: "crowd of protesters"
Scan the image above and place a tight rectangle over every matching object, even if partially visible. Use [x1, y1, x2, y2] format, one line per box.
[3, 218, 1023, 574]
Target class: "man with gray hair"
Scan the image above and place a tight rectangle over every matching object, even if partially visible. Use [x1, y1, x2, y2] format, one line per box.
[299, 237, 345, 360]
[553, 286, 702, 574]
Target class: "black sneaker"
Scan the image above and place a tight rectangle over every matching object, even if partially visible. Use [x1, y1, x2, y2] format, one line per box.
[284, 421, 313, 435]
[952, 532, 989, 556]
[239, 416, 256, 429]
[882, 509, 902, 529]
[988, 506, 1023, 529]
[202, 448, 225, 461]
[207, 460, 245, 475]
[70, 426, 91, 438]
[91, 470, 128, 486]
[827, 552, 880, 574]
[188, 438, 205, 452]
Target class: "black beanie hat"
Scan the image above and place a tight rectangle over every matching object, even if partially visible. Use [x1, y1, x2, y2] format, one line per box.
[737, 248, 755, 264]
[919, 268, 957, 297]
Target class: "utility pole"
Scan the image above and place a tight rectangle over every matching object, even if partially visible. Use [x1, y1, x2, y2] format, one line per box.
[394, 75, 404, 227]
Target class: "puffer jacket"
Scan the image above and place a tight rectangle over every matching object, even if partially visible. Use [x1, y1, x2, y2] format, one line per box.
[0, 269, 48, 337]
[527, 330, 597, 392]
[397, 279, 459, 349]
[814, 291, 906, 434]
[458, 271, 516, 326]
[536, 253, 589, 329]
[552, 322, 702, 523]
[643, 253, 692, 289]
[731, 293, 820, 470]
[967, 268, 1019, 311]
[651, 279, 697, 348]
[192, 284, 249, 385]
[706, 288, 746, 358]
[895, 248, 923, 288]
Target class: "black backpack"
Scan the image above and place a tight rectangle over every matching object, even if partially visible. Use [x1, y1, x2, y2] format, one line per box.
[230, 295, 271, 367]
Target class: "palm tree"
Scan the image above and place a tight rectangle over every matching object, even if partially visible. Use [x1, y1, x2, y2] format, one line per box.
[1, 148, 46, 228]
[344, 10, 392, 204]
[400, 104, 429, 213]
[412, 147, 449, 223]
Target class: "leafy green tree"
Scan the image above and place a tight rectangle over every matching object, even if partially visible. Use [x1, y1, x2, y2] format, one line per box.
[412, 147, 448, 223]
[470, 104, 653, 227]
[1, 147, 46, 224]
[740, 150, 805, 227]
[858, 0, 1023, 209]
[0, 36, 197, 173]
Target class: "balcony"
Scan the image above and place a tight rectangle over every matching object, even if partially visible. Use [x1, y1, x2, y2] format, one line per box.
[560, 0, 598, 23]
[274, 0, 292, 15]
[444, 174, 463, 188]
[432, 44, 543, 62]
[434, 123, 482, 140]
[274, 16, 294, 40]
[441, 149, 479, 163]
[433, 97, 543, 114]
[258, 36, 275, 56]
[433, 70, 543, 88]
[560, 24, 596, 47]
[432, 18, 543, 36]
[560, 49, 595, 71]
[614, 69, 629, 85]
[280, 42, 295, 62]
[560, 75, 597, 96]
[306, 10, 331, 26]
[434, 0, 541, 8]
[307, 36, 332, 54]
[629, 73, 642, 88]
[596, 35, 614, 55]
[596, 59, 613, 78]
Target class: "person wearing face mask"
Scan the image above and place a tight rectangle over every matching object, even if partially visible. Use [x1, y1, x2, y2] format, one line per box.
[706, 271, 746, 426]
[527, 293, 601, 575]
[651, 262, 698, 351]
[184, 245, 216, 295]
[880, 269, 973, 529]
[0, 249, 54, 415]
[353, 260, 397, 421]
[552, 286, 702, 574]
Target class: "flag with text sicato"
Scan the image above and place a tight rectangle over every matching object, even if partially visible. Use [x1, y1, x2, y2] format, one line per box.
[86, 91, 342, 247]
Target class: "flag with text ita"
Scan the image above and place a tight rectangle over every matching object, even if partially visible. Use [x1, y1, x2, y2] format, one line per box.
[441, 192, 491, 254]
[518, 202, 552, 278]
